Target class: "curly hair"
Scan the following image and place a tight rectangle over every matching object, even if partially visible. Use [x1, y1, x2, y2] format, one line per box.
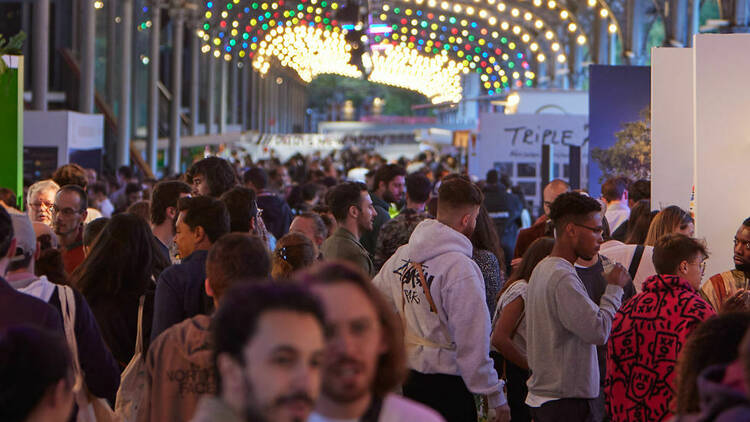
[186, 156, 238, 198]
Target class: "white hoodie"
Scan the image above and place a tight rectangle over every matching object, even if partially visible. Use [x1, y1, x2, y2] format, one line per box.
[373, 219, 506, 408]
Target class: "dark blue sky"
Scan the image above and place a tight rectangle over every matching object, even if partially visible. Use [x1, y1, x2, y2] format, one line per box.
[588, 65, 651, 196]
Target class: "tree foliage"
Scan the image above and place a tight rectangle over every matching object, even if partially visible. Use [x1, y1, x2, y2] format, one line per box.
[306, 74, 429, 116]
[590, 106, 651, 182]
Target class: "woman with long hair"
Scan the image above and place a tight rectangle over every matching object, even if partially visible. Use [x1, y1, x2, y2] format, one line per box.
[71, 213, 169, 369]
[645, 205, 694, 246]
[490, 237, 555, 422]
[624, 200, 658, 245]
[472, 205, 507, 317]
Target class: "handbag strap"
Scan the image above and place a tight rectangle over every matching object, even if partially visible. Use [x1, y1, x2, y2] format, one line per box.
[58, 285, 83, 379]
[134, 295, 145, 355]
[628, 245, 645, 281]
[398, 261, 456, 350]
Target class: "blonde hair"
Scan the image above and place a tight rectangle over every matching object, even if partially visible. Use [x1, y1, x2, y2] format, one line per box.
[271, 232, 316, 279]
[645, 206, 693, 246]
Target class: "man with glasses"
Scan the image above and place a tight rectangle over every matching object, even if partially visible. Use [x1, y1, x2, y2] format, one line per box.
[27, 179, 60, 226]
[605, 233, 714, 421]
[52, 185, 88, 275]
[524, 192, 630, 421]
[701, 217, 750, 311]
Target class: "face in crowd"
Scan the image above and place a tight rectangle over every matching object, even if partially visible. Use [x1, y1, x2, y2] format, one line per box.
[571, 211, 605, 261]
[52, 190, 87, 238]
[220, 310, 326, 422]
[29, 188, 57, 226]
[356, 192, 376, 233]
[311, 281, 387, 405]
[733, 224, 750, 273]
[382, 176, 406, 204]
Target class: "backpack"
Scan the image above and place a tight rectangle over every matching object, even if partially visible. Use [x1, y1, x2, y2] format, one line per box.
[114, 295, 146, 422]
[58, 285, 116, 422]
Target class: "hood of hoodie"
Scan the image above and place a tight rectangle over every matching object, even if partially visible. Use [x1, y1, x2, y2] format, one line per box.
[641, 274, 694, 294]
[405, 219, 473, 263]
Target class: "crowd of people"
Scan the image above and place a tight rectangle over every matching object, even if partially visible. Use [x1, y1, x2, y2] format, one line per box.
[1, 151, 750, 422]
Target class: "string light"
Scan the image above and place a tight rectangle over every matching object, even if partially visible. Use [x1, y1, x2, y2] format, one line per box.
[368, 44, 464, 103]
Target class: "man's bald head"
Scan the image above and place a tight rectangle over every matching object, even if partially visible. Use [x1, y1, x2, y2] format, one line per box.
[543, 179, 570, 216]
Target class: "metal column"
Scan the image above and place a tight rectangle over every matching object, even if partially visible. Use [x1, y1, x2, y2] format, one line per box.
[230, 61, 239, 125]
[80, 0, 95, 113]
[206, 56, 216, 134]
[32, 0, 49, 111]
[147, 0, 161, 173]
[608, 31, 617, 65]
[240, 62, 248, 131]
[169, 9, 185, 175]
[117, 0, 134, 166]
[189, 27, 200, 135]
[592, 13, 609, 64]
[690, 0, 701, 44]
[667, 0, 690, 46]
[106, 0, 118, 103]
[219, 59, 227, 133]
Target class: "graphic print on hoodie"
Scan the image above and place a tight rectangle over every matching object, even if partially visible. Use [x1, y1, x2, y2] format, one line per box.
[373, 219, 507, 409]
[137, 314, 216, 422]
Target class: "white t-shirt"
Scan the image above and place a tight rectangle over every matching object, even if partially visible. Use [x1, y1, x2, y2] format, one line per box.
[599, 240, 656, 292]
[491, 280, 528, 357]
[308, 394, 445, 422]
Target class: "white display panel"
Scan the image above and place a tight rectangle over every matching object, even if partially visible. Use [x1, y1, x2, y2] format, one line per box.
[650, 47, 694, 211]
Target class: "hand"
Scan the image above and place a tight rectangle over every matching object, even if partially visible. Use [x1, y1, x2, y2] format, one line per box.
[605, 263, 630, 287]
[510, 258, 522, 271]
[722, 289, 750, 313]
[493, 404, 511, 422]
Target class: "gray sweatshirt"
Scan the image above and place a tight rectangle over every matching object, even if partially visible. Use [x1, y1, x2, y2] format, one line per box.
[525, 256, 623, 401]
[373, 219, 506, 408]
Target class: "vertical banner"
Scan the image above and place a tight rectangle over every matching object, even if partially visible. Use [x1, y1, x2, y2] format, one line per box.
[650, 48, 694, 211]
[588, 65, 651, 197]
[0, 55, 23, 208]
[694, 34, 750, 280]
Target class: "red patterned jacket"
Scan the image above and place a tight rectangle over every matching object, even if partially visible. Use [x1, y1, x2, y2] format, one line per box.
[604, 274, 715, 421]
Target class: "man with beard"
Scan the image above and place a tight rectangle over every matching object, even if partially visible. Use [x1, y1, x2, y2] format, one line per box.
[150, 180, 192, 262]
[190, 282, 326, 422]
[360, 164, 406, 256]
[321, 182, 376, 277]
[374, 176, 510, 422]
[701, 217, 750, 311]
[302, 262, 444, 422]
[52, 185, 88, 275]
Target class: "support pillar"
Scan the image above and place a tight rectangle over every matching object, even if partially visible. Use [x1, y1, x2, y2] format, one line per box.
[147, 0, 161, 173]
[240, 62, 249, 131]
[80, 0, 95, 113]
[206, 55, 216, 134]
[608, 31, 617, 65]
[32, 0, 49, 111]
[219, 58, 227, 133]
[625, 0, 646, 64]
[230, 61, 239, 125]
[667, 0, 690, 46]
[107, 0, 117, 103]
[592, 12, 609, 64]
[169, 9, 185, 176]
[190, 24, 200, 135]
[117, 0, 134, 166]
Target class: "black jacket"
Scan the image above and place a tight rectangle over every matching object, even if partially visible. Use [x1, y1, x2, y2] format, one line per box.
[482, 183, 523, 267]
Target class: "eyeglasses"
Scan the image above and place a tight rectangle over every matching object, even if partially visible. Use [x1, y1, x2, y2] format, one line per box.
[574, 223, 604, 235]
[689, 260, 707, 273]
[51, 205, 83, 217]
[30, 201, 53, 210]
[734, 237, 750, 251]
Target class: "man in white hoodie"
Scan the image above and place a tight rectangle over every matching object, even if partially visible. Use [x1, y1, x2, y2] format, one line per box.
[374, 176, 510, 422]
